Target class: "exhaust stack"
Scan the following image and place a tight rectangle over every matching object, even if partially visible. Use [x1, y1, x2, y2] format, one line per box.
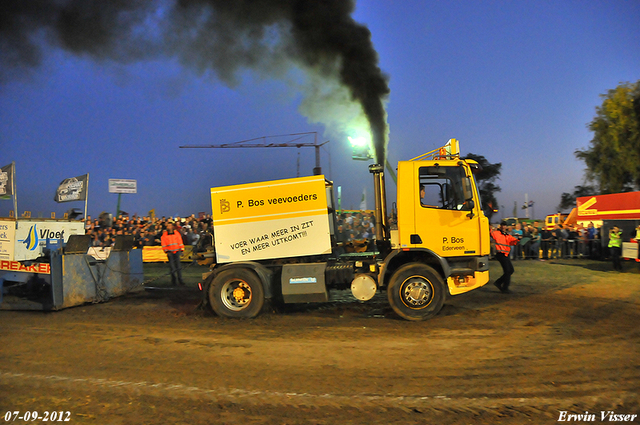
[369, 164, 390, 251]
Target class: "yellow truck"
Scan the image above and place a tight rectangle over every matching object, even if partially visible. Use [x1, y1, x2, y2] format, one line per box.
[202, 139, 490, 321]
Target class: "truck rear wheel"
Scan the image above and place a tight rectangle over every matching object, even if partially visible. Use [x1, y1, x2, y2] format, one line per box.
[387, 263, 445, 321]
[209, 268, 265, 318]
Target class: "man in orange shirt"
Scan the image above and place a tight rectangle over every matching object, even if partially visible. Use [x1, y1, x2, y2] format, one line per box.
[161, 220, 185, 286]
[491, 221, 519, 293]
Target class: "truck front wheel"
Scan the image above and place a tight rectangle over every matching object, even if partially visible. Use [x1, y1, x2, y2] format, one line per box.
[208, 268, 265, 318]
[387, 264, 445, 321]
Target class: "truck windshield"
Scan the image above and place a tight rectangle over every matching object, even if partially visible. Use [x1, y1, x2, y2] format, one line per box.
[419, 166, 471, 211]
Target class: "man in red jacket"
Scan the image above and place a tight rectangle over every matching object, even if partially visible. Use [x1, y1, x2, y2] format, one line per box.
[491, 221, 519, 293]
[161, 220, 185, 286]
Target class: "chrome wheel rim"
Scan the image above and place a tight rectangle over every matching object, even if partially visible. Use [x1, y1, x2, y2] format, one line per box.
[401, 276, 433, 308]
[221, 279, 252, 311]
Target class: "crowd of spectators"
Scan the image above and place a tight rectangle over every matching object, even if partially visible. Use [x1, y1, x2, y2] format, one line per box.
[84, 211, 381, 250]
[85, 212, 635, 263]
[492, 221, 628, 261]
[85, 211, 384, 248]
[334, 211, 377, 242]
[84, 214, 213, 249]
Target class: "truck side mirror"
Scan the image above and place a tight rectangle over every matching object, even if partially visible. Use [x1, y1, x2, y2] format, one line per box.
[462, 176, 476, 218]
[466, 199, 475, 219]
[463, 177, 474, 202]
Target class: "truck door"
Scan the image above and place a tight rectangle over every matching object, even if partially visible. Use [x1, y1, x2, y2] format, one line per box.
[412, 164, 485, 257]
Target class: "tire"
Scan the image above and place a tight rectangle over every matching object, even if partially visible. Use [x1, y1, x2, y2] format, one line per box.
[387, 263, 445, 321]
[208, 267, 265, 318]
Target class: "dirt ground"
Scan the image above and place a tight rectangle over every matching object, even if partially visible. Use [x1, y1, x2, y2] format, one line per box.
[1, 259, 639, 424]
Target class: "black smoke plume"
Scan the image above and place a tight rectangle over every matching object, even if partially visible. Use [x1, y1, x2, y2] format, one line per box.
[0, 0, 390, 164]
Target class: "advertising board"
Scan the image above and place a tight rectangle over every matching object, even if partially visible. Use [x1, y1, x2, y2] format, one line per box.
[577, 191, 640, 223]
[0, 221, 16, 261]
[12, 220, 86, 261]
[108, 179, 137, 194]
[210, 175, 331, 263]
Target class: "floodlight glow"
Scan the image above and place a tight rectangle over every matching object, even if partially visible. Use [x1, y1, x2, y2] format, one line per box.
[349, 136, 369, 147]
[349, 134, 373, 161]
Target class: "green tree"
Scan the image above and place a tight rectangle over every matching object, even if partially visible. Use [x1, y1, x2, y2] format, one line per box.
[575, 80, 640, 193]
[463, 153, 501, 221]
[558, 184, 597, 211]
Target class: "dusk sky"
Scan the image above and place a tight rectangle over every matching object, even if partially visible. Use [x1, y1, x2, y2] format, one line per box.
[1, 1, 639, 222]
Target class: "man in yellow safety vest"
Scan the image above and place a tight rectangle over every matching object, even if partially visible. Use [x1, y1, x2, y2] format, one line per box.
[608, 226, 622, 272]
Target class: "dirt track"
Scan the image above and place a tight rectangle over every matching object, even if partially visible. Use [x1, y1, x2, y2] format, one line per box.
[1, 259, 639, 424]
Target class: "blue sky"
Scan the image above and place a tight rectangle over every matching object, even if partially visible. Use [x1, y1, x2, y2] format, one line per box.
[1, 0, 639, 221]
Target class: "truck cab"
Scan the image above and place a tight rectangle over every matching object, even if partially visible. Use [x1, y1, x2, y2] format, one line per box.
[545, 213, 568, 230]
[385, 139, 490, 310]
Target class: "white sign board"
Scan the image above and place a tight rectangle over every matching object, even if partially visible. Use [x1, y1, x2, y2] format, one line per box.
[109, 179, 137, 194]
[0, 221, 16, 261]
[12, 220, 86, 261]
[210, 175, 332, 263]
